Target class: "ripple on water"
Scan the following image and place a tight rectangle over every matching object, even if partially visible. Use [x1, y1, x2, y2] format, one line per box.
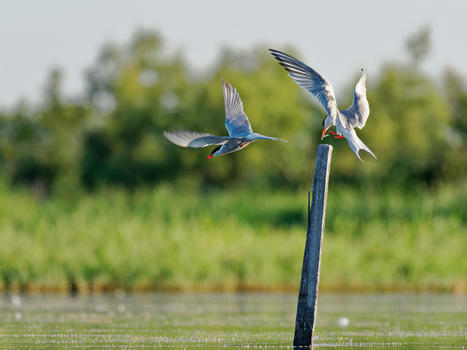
[0, 293, 465, 349]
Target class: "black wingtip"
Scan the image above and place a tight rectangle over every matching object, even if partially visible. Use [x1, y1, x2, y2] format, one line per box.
[269, 49, 300, 64]
[269, 49, 286, 63]
[269, 48, 284, 57]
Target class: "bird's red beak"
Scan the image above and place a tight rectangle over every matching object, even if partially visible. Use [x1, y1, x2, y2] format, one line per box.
[321, 127, 327, 140]
[207, 154, 213, 160]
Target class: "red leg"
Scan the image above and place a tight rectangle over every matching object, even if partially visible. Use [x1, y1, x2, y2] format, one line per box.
[328, 131, 344, 139]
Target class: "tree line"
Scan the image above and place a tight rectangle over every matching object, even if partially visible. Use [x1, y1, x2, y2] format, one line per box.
[0, 29, 465, 193]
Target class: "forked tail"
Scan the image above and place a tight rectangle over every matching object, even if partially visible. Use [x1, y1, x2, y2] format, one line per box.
[347, 130, 377, 161]
[251, 133, 288, 143]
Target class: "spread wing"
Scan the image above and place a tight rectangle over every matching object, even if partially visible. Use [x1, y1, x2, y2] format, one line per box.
[164, 130, 230, 148]
[342, 70, 370, 129]
[269, 49, 339, 124]
[222, 80, 253, 137]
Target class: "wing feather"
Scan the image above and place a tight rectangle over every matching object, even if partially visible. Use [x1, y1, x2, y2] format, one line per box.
[164, 130, 229, 148]
[269, 49, 339, 123]
[222, 80, 253, 136]
[342, 70, 370, 129]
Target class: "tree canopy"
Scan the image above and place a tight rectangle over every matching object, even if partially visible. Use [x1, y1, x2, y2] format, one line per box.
[0, 29, 466, 193]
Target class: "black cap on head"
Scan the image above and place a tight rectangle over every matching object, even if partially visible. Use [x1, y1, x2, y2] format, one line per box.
[210, 145, 221, 156]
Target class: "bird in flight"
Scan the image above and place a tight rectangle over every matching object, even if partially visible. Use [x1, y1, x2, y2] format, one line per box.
[164, 80, 287, 159]
[269, 49, 376, 161]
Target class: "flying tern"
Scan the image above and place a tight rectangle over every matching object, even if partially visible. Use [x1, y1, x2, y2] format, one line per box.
[164, 80, 286, 159]
[269, 49, 376, 160]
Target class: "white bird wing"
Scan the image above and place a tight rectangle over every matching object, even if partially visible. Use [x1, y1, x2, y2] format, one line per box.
[222, 80, 253, 137]
[164, 130, 230, 148]
[269, 49, 339, 124]
[342, 70, 370, 129]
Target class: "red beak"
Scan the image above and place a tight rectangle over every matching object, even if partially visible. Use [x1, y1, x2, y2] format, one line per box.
[321, 127, 327, 140]
[207, 154, 213, 160]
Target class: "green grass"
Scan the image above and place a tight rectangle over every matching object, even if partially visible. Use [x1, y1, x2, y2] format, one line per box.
[0, 181, 465, 293]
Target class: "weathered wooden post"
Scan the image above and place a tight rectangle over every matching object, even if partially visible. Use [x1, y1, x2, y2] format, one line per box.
[293, 144, 333, 348]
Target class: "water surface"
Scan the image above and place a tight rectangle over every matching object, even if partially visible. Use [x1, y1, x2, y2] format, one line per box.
[0, 293, 465, 348]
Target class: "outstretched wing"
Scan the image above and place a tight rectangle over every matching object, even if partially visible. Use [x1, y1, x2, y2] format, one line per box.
[342, 70, 370, 129]
[222, 80, 253, 137]
[164, 130, 229, 148]
[269, 49, 339, 124]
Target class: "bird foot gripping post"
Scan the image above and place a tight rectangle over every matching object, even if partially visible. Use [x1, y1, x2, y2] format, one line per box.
[293, 144, 333, 348]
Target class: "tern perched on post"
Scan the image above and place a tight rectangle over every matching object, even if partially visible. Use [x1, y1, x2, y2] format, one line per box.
[269, 49, 376, 161]
[164, 80, 286, 159]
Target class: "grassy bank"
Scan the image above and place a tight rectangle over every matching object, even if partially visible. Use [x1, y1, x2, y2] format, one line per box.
[0, 181, 465, 293]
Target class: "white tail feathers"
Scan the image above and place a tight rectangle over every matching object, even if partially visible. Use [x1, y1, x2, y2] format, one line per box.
[346, 129, 377, 161]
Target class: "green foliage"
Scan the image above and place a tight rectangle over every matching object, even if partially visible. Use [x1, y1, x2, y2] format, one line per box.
[1, 29, 465, 190]
[354, 64, 451, 185]
[0, 182, 465, 292]
[0, 29, 466, 292]
[405, 25, 431, 66]
[0, 72, 89, 194]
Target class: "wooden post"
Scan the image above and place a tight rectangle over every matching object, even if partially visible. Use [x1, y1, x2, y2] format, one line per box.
[293, 144, 333, 348]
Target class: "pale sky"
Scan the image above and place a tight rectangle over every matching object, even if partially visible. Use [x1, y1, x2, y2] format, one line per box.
[1, 0, 466, 108]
